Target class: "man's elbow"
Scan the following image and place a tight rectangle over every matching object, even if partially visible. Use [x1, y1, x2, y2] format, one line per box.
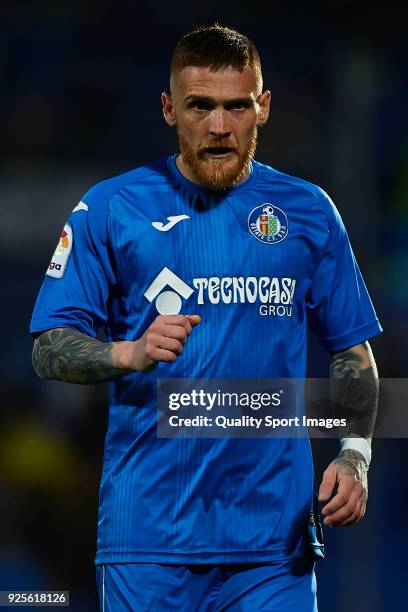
[32, 334, 48, 379]
[31, 328, 64, 380]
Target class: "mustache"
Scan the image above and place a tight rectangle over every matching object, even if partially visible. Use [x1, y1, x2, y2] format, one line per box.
[197, 141, 237, 155]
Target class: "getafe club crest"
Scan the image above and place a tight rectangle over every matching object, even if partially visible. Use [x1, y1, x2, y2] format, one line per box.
[248, 203, 288, 244]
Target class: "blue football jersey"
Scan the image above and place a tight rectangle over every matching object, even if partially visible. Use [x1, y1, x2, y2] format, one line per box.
[30, 156, 382, 564]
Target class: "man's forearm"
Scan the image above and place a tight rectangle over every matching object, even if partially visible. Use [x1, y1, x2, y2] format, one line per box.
[317, 343, 377, 525]
[32, 315, 200, 384]
[32, 328, 132, 384]
[330, 341, 379, 451]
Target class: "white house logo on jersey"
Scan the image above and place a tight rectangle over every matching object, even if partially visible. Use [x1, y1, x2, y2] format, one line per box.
[144, 267, 194, 314]
[46, 223, 73, 279]
[248, 203, 288, 244]
[144, 267, 296, 318]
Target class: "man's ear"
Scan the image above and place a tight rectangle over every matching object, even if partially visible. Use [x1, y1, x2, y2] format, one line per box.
[161, 92, 177, 127]
[257, 90, 271, 126]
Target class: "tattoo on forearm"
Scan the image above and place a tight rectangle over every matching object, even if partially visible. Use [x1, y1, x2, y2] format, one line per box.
[330, 342, 379, 440]
[32, 328, 128, 384]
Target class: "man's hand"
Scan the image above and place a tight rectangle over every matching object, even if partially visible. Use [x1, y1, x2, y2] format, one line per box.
[113, 314, 201, 372]
[318, 449, 368, 527]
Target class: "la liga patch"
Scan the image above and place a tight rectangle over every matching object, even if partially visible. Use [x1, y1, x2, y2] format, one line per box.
[46, 223, 73, 278]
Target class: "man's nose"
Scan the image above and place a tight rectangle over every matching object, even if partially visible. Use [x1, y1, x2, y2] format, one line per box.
[208, 109, 231, 138]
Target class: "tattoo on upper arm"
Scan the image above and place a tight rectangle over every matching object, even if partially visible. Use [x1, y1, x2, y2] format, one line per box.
[331, 342, 370, 378]
[32, 328, 126, 384]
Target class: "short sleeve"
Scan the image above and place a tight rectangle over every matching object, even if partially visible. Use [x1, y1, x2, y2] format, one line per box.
[306, 194, 382, 351]
[29, 190, 116, 338]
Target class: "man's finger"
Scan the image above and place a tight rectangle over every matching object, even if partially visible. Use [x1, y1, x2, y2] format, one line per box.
[324, 484, 364, 526]
[333, 497, 364, 527]
[157, 314, 191, 326]
[150, 347, 179, 362]
[177, 314, 201, 337]
[342, 490, 367, 527]
[318, 464, 337, 503]
[321, 476, 355, 517]
[187, 314, 201, 328]
[341, 501, 363, 527]
[163, 324, 189, 343]
[157, 336, 183, 355]
[162, 313, 200, 339]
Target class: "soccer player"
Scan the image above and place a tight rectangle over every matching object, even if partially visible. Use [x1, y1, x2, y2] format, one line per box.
[30, 24, 381, 611]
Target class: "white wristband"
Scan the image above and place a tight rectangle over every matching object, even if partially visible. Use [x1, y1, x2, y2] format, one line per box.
[340, 437, 372, 466]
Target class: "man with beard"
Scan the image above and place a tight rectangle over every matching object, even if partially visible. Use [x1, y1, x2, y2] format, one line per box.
[30, 24, 381, 611]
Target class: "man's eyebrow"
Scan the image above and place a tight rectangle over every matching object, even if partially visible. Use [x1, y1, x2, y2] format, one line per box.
[184, 95, 254, 106]
[184, 95, 214, 103]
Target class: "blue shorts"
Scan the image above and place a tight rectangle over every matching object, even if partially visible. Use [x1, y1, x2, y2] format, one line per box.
[96, 558, 317, 611]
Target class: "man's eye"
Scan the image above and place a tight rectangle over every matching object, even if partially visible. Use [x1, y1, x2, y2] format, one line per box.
[227, 103, 249, 111]
[191, 102, 211, 111]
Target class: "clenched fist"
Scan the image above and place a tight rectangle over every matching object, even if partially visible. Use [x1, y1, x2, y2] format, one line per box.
[112, 314, 201, 372]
